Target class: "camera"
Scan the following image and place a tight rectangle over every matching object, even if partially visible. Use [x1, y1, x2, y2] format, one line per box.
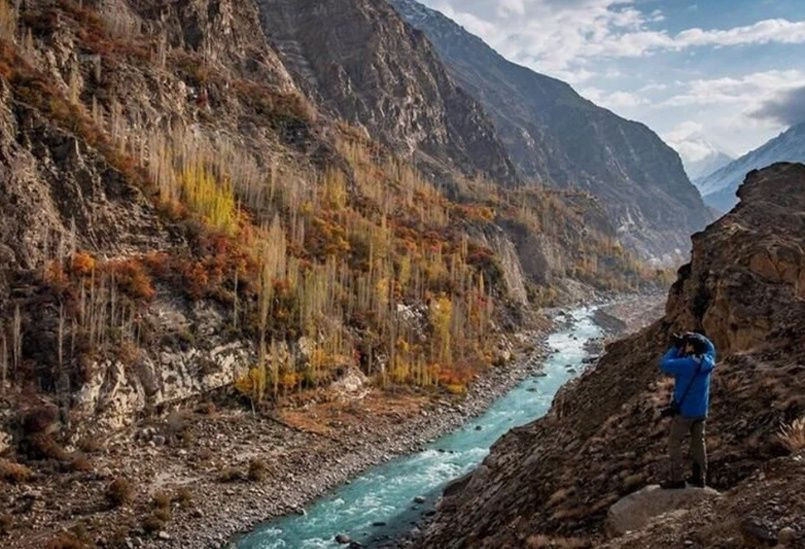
[670, 333, 686, 347]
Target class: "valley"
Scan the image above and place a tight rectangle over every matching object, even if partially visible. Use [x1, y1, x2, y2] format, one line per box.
[0, 1, 802, 548]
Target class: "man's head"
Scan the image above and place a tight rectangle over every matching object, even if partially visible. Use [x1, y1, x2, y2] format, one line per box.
[682, 340, 697, 356]
[672, 331, 708, 355]
[683, 332, 708, 355]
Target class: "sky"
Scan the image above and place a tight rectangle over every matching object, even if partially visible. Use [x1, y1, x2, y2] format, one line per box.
[417, 0, 805, 166]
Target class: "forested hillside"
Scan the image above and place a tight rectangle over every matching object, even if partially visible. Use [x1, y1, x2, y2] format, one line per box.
[0, 0, 660, 442]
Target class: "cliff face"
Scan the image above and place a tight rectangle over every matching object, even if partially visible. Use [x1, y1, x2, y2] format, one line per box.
[256, 0, 517, 184]
[419, 163, 805, 548]
[390, 0, 713, 262]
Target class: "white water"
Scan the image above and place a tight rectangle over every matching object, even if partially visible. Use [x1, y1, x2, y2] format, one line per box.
[236, 307, 601, 548]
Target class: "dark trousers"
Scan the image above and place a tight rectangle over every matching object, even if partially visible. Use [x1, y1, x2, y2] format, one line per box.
[669, 415, 707, 483]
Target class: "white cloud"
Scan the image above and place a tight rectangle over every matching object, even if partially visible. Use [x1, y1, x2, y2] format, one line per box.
[661, 70, 805, 108]
[496, 0, 526, 17]
[664, 121, 705, 143]
[422, 1, 805, 73]
[663, 121, 719, 163]
[578, 88, 648, 112]
[638, 82, 668, 93]
[419, 0, 804, 157]
[657, 70, 805, 158]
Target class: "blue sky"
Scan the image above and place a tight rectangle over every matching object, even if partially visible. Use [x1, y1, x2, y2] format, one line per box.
[418, 0, 805, 166]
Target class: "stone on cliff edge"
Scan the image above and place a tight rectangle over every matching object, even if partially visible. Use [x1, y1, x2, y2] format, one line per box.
[606, 485, 721, 536]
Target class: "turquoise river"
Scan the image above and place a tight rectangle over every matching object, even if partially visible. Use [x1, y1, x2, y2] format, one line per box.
[236, 307, 602, 548]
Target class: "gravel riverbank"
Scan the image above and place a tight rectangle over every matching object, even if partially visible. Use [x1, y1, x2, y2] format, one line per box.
[3, 295, 659, 549]
[172, 295, 661, 548]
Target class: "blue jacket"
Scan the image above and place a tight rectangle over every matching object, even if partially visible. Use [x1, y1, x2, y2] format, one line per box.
[659, 336, 716, 419]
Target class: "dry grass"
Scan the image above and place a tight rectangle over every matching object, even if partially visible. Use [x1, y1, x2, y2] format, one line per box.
[43, 531, 86, 549]
[152, 491, 172, 510]
[141, 513, 166, 533]
[105, 477, 133, 507]
[248, 458, 268, 482]
[68, 452, 93, 472]
[217, 465, 243, 483]
[0, 512, 11, 534]
[778, 417, 805, 452]
[0, 458, 33, 483]
[0, 0, 16, 41]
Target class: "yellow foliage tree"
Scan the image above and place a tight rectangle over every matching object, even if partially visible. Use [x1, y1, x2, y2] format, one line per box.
[179, 164, 238, 235]
[430, 295, 453, 367]
[235, 365, 267, 412]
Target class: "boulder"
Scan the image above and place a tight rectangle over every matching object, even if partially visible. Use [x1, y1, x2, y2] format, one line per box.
[606, 484, 721, 536]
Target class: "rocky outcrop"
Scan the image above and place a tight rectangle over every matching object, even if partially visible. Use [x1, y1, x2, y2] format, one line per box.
[0, 0, 328, 433]
[417, 163, 805, 547]
[390, 0, 714, 261]
[665, 162, 805, 353]
[256, 0, 517, 184]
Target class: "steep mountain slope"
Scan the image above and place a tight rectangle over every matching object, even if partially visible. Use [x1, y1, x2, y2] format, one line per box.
[0, 0, 657, 470]
[418, 163, 805, 548]
[699, 122, 805, 211]
[255, 0, 516, 184]
[389, 0, 713, 262]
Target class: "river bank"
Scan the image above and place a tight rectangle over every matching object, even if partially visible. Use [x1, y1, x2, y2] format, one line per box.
[2, 294, 661, 549]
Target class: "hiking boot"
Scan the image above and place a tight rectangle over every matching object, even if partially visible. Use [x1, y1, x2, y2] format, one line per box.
[686, 476, 706, 488]
[687, 463, 706, 488]
[659, 480, 686, 489]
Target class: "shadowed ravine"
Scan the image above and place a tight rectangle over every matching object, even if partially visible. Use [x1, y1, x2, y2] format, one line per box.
[235, 307, 602, 548]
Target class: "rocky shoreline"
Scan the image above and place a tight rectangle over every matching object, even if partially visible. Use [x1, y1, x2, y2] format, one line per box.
[2, 295, 661, 549]
[208, 295, 660, 549]
[190, 327, 557, 548]
[162, 295, 660, 548]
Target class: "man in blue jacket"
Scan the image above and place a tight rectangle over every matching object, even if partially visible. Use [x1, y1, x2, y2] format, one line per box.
[659, 331, 716, 489]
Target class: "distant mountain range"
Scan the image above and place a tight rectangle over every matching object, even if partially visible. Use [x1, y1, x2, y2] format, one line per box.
[683, 144, 734, 183]
[697, 122, 805, 211]
[389, 0, 712, 261]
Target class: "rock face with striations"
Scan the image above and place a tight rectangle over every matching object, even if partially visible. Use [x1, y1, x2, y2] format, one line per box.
[417, 163, 805, 548]
[390, 0, 713, 261]
[256, 0, 517, 184]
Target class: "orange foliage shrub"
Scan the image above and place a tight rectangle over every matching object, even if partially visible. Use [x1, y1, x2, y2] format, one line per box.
[70, 251, 96, 276]
[105, 259, 156, 301]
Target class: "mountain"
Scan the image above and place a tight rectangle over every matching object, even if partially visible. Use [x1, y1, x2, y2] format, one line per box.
[0, 0, 659, 519]
[417, 163, 805, 547]
[699, 122, 805, 211]
[256, 0, 517, 185]
[664, 134, 733, 184]
[685, 149, 734, 184]
[389, 0, 713, 262]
